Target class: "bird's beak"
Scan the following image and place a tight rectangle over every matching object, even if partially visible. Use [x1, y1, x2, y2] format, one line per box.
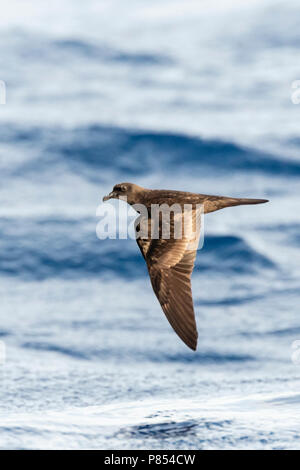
[102, 191, 115, 202]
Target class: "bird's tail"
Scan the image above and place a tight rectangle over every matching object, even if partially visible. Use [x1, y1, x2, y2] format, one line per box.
[204, 196, 269, 213]
[225, 197, 269, 207]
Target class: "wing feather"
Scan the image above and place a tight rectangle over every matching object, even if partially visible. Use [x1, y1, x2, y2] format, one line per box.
[135, 207, 201, 350]
[148, 250, 198, 350]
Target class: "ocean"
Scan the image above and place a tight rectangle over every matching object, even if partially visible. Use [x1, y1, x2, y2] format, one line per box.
[1, 0, 300, 449]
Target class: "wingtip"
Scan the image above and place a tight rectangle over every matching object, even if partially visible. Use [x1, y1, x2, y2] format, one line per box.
[188, 339, 197, 351]
[253, 198, 269, 205]
[181, 336, 197, 351]
[187, 331, 198, 351]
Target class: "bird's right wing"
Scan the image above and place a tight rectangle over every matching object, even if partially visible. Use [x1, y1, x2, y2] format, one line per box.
[135, 207, 201, 350]
[147, 242, 198, 350]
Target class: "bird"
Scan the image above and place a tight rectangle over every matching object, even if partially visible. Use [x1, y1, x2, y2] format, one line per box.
[102, 182, 268, 351]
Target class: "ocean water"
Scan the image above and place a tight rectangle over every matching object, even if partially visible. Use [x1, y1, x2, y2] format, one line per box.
[1, 0, 300, 449]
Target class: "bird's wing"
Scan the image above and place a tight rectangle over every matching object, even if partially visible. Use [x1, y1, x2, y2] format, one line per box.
[148, 245, 198, 350]
[135, 215, 151, 260]
[136, 207, 201, 350]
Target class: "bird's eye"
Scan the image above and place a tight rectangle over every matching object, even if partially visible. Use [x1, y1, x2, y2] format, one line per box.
[114, 184, 127, 192]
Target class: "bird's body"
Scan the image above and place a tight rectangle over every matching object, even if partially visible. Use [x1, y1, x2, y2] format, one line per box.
[103, 183, 268, 350]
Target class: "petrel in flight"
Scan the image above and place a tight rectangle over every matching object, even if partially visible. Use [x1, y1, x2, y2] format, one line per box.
[103, 183, 268, 351]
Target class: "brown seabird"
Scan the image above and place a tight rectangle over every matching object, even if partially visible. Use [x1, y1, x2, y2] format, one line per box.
[103, 183, 268, 351]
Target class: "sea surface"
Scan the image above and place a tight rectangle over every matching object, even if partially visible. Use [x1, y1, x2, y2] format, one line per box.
[1, 0, 300, 449]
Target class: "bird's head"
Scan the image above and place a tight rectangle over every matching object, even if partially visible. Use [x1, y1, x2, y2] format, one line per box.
[103, 182, 145, 205]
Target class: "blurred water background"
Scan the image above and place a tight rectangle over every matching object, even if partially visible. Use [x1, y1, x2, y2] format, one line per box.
[1, 0, 300, 449]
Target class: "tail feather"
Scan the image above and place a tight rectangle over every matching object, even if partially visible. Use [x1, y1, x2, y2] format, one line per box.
[204, 196, 269, 213]
[228, 197, 269, 206]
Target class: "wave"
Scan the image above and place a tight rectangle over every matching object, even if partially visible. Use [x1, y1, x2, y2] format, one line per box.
[0, 217, 275, 280]
[5, 30, 172, 67]
[52, 38, 173, 66]
[1, 124, 300, 181]
[20, 340, 256, 364]
[0, 216, 144, 280]
[199, 234, 275, 274]
[148, 350, 256, 364]
[117, 420, 199, 439]
[21, 341, 89, 360]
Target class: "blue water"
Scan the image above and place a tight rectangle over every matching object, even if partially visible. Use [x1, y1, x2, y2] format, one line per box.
[1, 0, 300, 449]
